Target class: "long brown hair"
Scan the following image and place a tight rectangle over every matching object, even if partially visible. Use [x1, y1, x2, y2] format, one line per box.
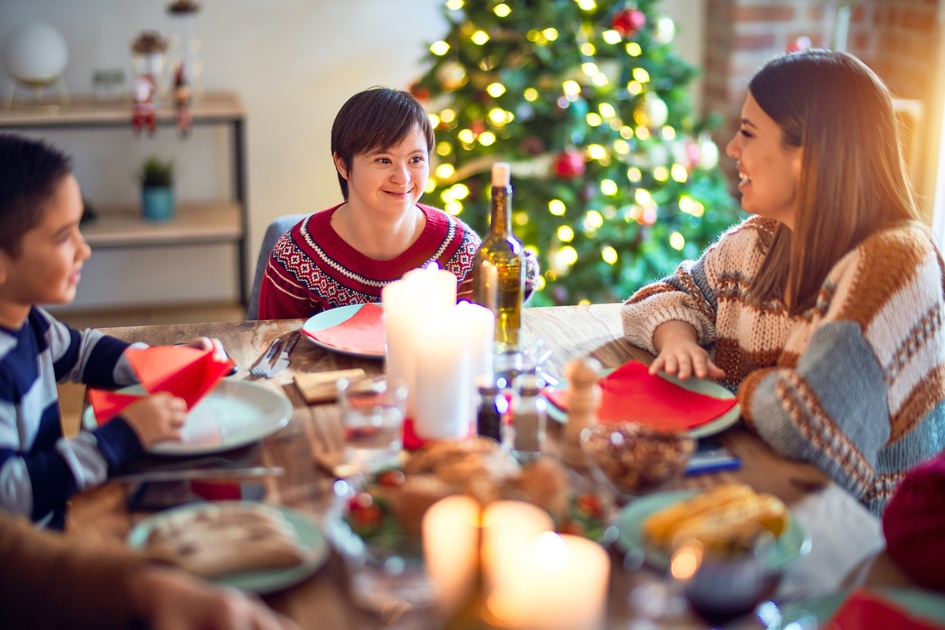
[746, 49, 920, 313]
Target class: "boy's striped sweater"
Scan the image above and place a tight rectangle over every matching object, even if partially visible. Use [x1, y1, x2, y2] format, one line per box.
[621, 216, 945, 514]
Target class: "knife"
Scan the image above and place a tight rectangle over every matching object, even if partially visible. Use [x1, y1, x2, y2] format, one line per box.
[114, 466, 285, 483]
[269, 330, 301, 376]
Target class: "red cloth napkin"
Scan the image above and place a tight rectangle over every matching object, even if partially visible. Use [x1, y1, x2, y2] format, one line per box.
[402, 418, 474, 450]
[824, 588, 945, 630]
[304, 303, 385, 355]
[89, 346, 234, 424]
[544, 360, 738, 431]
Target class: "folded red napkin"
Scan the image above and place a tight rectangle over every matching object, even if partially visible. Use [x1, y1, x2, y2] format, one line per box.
[304, 303, 385, 355]
[544, 360, 738, 431]
[89, 346, 234, 424]
[402, 417, 474, 450]
[825, 588, 945, 630]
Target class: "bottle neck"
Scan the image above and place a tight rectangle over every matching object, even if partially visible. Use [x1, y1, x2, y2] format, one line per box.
[489, 185, 512, 237]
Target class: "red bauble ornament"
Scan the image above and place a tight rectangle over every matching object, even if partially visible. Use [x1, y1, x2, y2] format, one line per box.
[470, 120, 486, 135]
[612, 8, 646, 37]
[553, 149, 585, 179]
[409, 82, 430, 102]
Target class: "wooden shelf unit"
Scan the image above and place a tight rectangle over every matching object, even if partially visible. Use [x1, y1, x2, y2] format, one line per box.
[0, 91, 249, 304]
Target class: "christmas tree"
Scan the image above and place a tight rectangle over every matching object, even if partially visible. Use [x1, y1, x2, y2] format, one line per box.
[411, 0, 740, 305]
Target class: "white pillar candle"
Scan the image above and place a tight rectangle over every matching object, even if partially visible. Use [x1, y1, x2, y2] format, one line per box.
[415, 312, 472, 439]
[403, 265, 457, 306]
[382, 265, 458, 419]
[461, 300, 496, 384]
[422, 495, 481, 620]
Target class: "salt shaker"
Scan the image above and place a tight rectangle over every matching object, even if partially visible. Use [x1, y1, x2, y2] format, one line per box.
[562, 356, 602, 468]
[504, 373, 546, 463]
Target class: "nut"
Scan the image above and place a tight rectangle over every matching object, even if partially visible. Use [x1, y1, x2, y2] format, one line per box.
[581, 423, 695, 495]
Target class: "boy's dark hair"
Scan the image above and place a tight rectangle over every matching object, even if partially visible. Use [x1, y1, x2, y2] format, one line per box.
[0, 134, 72, 256]
[330, 87, 434, 200]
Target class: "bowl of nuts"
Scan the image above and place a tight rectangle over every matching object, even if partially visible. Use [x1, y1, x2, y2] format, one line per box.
[580, 422, 696, 501]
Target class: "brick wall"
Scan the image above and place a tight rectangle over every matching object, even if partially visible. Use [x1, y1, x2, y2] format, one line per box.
[700, 0, 943, 200]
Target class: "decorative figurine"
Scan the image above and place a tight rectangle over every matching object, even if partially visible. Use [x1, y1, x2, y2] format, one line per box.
[130, 31, 166, 136]
[173, 61, 192, 137]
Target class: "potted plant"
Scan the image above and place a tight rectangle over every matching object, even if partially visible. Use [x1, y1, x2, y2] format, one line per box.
[139, 156, 175, 221]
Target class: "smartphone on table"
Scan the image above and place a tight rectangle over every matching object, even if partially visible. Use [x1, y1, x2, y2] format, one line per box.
[685, 437, 741, 476]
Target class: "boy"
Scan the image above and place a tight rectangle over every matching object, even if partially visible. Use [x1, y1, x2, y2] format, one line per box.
[0, 134, 191, 528]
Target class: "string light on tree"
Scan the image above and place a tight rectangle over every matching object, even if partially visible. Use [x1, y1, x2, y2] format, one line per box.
[413, 0, 737, 304]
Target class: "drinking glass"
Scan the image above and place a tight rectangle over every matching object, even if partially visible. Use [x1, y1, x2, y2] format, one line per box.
[337, 375, 408, 474]
[523, 250, 540, 303]
[673, 535, 781, 626]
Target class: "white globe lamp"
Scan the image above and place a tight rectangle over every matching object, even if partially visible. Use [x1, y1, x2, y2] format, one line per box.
[3, 21, 70, 106]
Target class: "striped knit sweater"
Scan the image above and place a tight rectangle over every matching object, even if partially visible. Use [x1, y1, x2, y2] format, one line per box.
[621, 216, 945, 514]
[0, 307, 143, 527]
[258, 203, 480, 319]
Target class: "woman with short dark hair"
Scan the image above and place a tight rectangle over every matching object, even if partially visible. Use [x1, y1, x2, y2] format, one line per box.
[258, 87, 480, 318]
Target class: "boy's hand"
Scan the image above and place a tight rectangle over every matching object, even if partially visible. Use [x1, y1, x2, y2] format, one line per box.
[122, 392, 188, 448]
[650, 320, 726, 381]
[185, 336, 226, 361]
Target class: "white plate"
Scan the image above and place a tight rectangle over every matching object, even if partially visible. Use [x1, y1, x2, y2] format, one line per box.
[128, 501, 330, 594]
[544, 368, 741, 439]
[615, 489, 811, 572]
[84, 379, 292, 456]
[303, 303, 385, 359]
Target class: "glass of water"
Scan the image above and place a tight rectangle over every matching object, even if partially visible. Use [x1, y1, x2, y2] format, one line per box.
[337, 375, 408, 474]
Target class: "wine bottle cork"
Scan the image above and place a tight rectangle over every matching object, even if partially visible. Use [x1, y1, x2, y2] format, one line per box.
[562, 356, 602, 469]
[492, 162, 511, 187]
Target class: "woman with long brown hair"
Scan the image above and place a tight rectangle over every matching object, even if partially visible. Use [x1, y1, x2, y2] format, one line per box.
[621, 49, 945, 514]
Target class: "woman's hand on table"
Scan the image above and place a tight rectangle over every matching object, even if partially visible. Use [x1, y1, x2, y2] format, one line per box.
[122, 392, 187, 448]
[651, 320, 725, 381]
[129, 566, 301, 630]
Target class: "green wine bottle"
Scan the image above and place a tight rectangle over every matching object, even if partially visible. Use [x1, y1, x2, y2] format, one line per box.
[472, 162, 525, 347]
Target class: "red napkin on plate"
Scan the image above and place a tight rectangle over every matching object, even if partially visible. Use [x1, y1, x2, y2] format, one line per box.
[304, 303, 385, 355]
[824, 588, 945, 630]
[89, 345, 234, 424]
[544, 360, 738, 431]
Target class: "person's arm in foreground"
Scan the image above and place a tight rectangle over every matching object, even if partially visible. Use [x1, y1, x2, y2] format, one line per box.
[0, 511, 299, 630]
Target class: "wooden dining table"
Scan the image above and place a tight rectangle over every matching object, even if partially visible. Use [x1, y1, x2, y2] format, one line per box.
[64, 303, 914, 629]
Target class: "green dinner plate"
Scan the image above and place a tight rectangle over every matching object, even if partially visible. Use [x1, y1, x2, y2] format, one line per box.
[614, 489, 811, 572]
[128, 501, 330, 594]
[543, 368, 741, 439]
[777, 587, 945, 627]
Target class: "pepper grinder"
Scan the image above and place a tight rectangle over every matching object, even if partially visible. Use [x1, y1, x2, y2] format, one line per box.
[562, 356, 602, 469]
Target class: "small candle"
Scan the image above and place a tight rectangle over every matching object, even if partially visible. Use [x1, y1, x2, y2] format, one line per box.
[422, 495, 481, 619]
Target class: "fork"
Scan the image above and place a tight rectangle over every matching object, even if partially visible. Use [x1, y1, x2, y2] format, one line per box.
[249, 338, 283, 377]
